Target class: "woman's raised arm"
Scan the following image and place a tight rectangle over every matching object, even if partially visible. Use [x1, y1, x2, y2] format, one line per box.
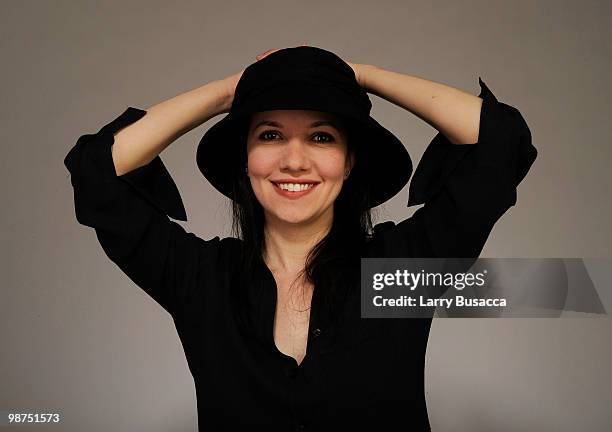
[362, 74, 537, 259]
[356, 65, 483, 146]
[63, 74, 242, 318]
[112, 77, 236, 176]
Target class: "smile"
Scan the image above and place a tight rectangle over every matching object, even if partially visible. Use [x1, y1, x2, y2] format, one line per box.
[270, 181, 319, 199]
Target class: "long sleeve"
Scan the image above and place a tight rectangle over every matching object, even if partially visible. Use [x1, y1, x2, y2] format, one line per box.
[64, 107, 222, 318]
[367, 77, 538, 258]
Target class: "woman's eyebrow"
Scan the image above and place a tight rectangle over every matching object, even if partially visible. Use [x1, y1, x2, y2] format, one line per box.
[252, 120, 341, 131]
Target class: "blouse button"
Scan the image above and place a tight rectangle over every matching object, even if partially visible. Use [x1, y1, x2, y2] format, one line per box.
[312, 328, 322, 338]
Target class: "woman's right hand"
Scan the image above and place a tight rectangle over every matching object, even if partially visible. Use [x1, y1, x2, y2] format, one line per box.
[219, 69, 244, 113]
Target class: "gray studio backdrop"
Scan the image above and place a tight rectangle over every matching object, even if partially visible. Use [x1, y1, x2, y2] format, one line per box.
[2, 1, 611, 431]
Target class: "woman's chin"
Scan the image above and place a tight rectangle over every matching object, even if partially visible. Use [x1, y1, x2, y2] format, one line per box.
[277, 215, 313, 225]
[266, 210, 315, 226]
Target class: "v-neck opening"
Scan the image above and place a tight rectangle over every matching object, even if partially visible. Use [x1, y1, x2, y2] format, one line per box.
[259, 258, 319, 369]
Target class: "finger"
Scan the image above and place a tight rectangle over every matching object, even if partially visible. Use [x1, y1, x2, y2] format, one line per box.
[256, 48, 279, 60]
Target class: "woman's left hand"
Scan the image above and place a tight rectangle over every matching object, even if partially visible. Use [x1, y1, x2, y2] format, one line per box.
[255, 46, 368, 89]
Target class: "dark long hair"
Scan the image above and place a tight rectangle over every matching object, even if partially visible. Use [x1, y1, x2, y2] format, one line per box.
[229, 113, 378, 329]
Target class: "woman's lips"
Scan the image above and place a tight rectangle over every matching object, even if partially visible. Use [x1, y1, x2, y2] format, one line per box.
[271, 181, 318, 199]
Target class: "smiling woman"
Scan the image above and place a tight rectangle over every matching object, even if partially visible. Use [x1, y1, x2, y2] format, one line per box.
[65, 45, 536, 431]
[246, 110, 354, 228]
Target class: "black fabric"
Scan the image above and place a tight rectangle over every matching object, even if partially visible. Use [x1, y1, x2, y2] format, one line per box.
[63, 79, 537, 431]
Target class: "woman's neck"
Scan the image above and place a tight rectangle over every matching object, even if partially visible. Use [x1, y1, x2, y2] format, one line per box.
[263, 212, 332, 275]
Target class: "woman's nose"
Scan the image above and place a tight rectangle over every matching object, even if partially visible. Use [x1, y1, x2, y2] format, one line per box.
[280, 139, 311, 171]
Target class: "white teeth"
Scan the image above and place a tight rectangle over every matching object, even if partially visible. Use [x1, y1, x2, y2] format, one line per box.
[278, 183, 315, 192]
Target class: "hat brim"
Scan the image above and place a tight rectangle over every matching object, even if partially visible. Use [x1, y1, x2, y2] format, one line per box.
[197, 111, 412, 209]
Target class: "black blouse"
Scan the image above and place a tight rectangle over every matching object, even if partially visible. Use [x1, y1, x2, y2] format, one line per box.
[64, 78, 536, 431]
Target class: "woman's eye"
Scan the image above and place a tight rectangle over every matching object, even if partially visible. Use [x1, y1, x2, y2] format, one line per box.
[312, 132, 335, 143]
[259, 130, 281, 141]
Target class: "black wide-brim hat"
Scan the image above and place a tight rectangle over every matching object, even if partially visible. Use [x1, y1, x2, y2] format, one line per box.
[197, 45, 412, 209]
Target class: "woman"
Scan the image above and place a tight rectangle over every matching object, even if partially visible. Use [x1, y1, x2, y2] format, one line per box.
[64, 46, 537, 431]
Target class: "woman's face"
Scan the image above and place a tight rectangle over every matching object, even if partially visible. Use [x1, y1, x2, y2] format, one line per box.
[246, 110, 355, 227]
